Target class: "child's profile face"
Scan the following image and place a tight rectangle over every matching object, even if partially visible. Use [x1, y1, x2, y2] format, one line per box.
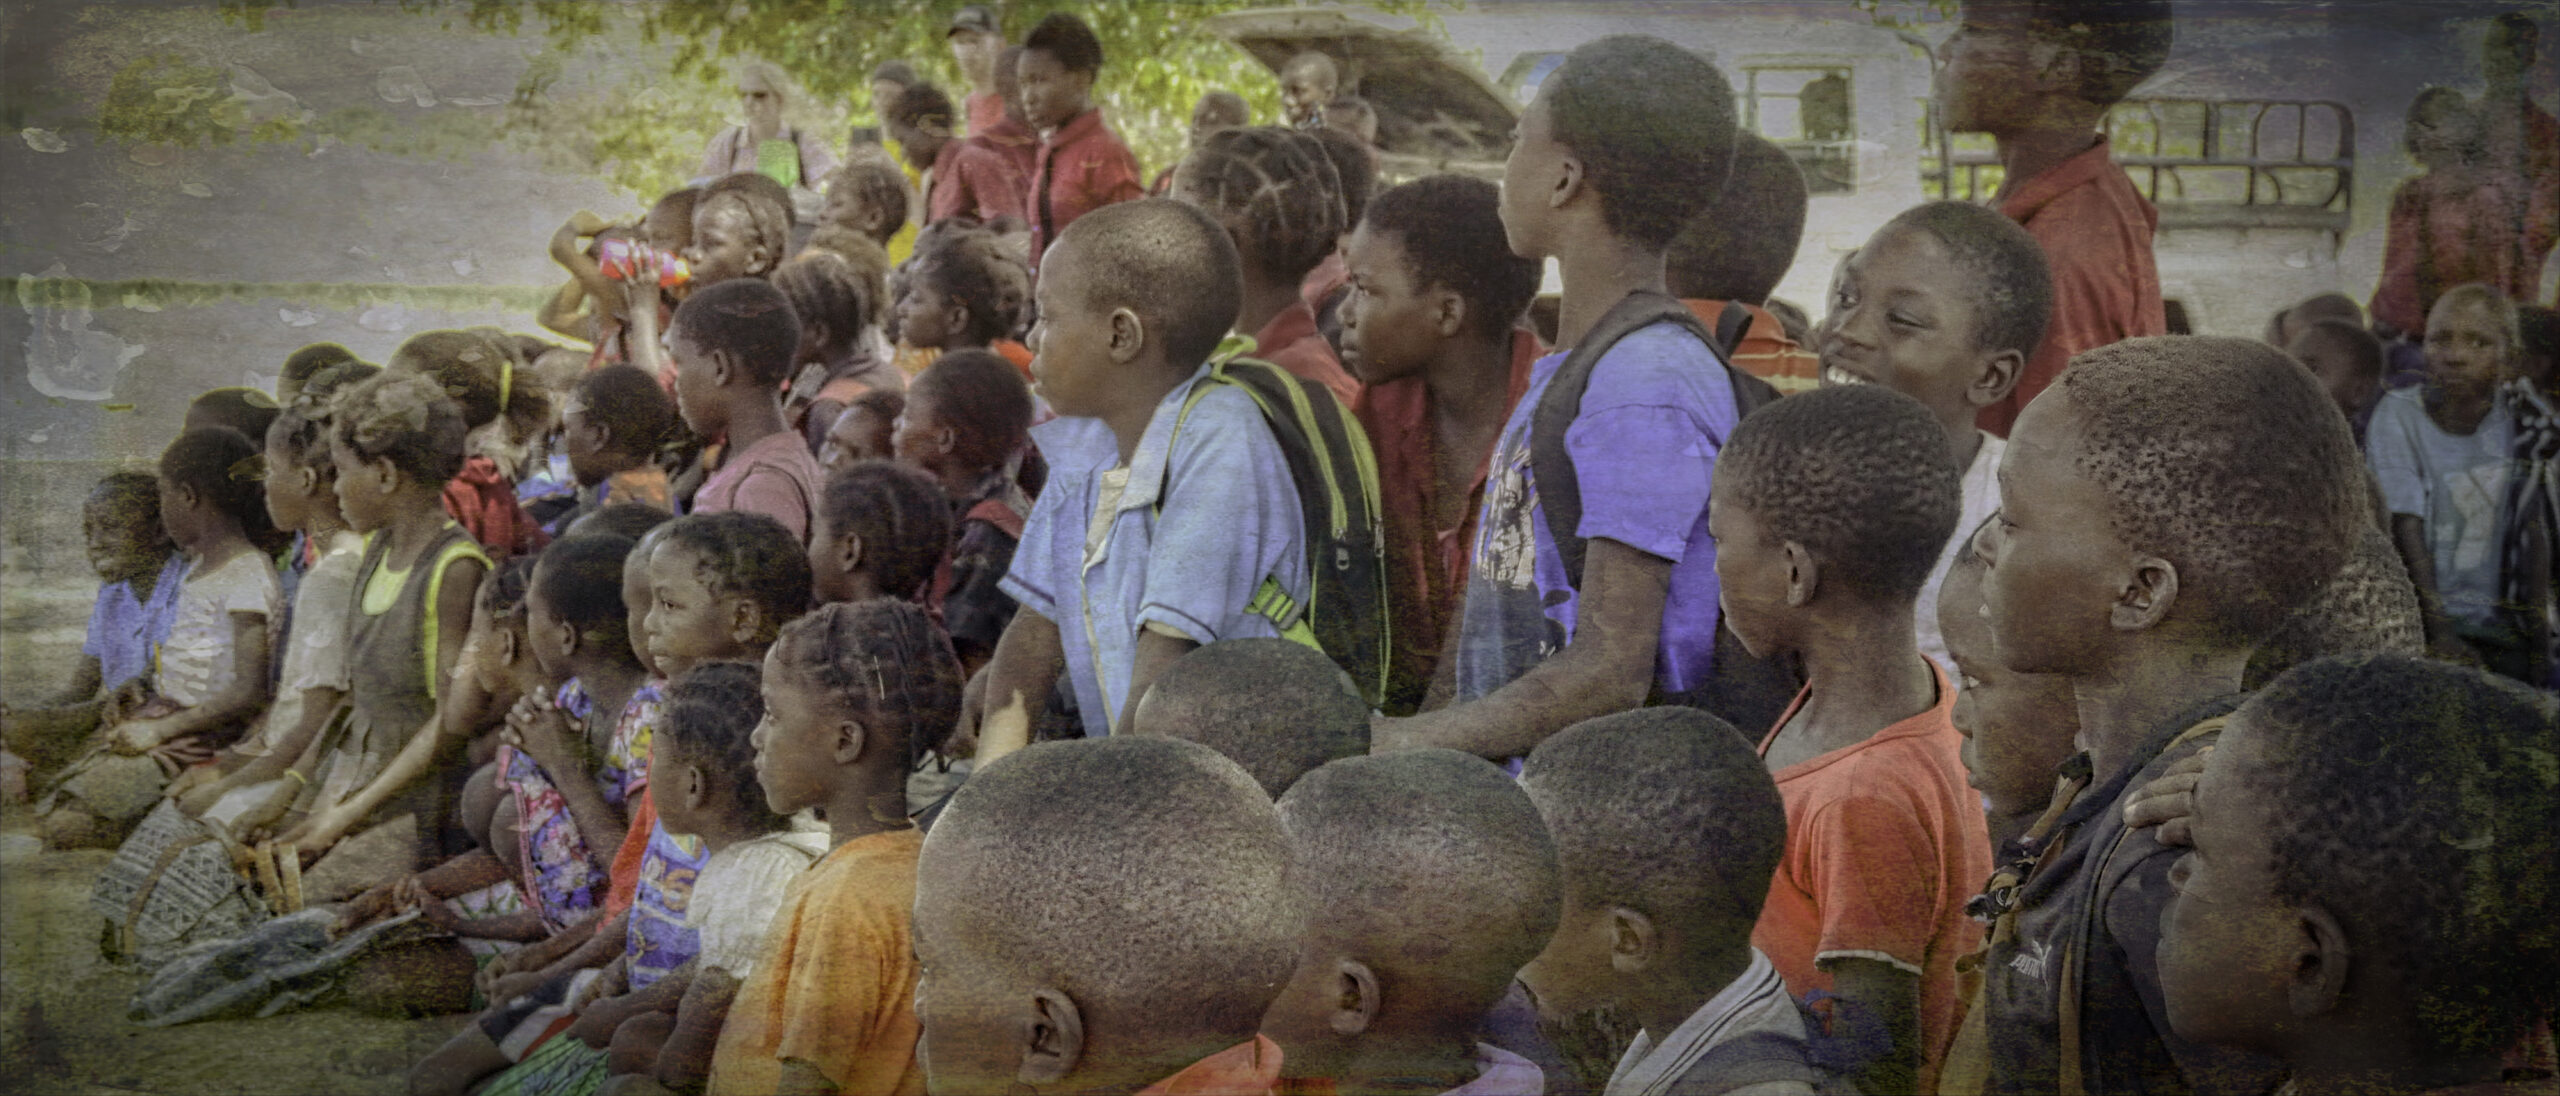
[2421, 297, 2511, 400]
[1496, 93, 1566, 262]
[890, 389, 957, 481]
[645, 737, 701, 838]
[622, 543, 662, 678]
[1819, 224, 2001, 430]
[2285, 331, 2382, 421]
[558, 396, 612, 487]
[911, 847, 1042, 1095]
[805, 509, 860, 605]
[2157, 713, 2297, 1054]
[1703, 487, 1794, 660]
[84, 494, 167, 584]
[1337, 223, 1440, 385]
[1974, 390, 2130, 677]
[685, 196, 766, 288]
[1024, 241, 1113, 418]
[1512, 890, 1618, 1021]
[153, 475, 201, 550]
[749, 648, 836, 816]
[1280, 56, 1338, 127]
[666, 329, 726, 439]
[819, 406, 898, 473]
[330, 437, 391, 534]
[822, 182, 882, 240]
[1932, 9, 2044, 135]
[524, 577, 574, 679]
[644, 542, 742, 679]
[1940, 558, 2079, 818]
[1013, 48, 1088, 132]
[895, 278, 957, 351]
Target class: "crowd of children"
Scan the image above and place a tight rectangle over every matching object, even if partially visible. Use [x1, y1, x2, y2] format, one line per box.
[3, 3, 2557, 1094]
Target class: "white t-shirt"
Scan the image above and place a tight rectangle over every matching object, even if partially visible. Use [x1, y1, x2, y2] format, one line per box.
[688, 829, 829, 977]
[154, 549, 284, 709]
[1916, 432, 2004, 677]
[237, 531, 364, 757]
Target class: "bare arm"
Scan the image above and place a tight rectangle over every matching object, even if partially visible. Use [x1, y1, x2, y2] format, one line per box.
[114, 613, 273, 752]
[1372, 537, 1667, 759]
[537, 280, 598, 343]
[1115, 629, 1199, 734]
[650, 966, 740, 1093]
[1831, 957, 1920, 1096]
[973, 609, 1065, 765]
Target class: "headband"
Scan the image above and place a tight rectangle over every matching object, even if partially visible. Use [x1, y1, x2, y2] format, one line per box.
[498, 351, 513, 415]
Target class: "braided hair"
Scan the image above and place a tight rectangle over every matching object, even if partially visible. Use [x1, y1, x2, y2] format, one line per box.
[908, 220, 1031, 347]
[269, 359, 381, 481]
[159, 427, 274, 543]
[389, 328, 552, 453]
[661, 661, 791, 834]
[769, 598, 965, 774]
[1174, 126, 1345, 286]
[772, 250, 885, 360]
[818, 460, 954, 601]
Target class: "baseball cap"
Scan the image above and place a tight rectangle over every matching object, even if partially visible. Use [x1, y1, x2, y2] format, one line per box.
[948, 5, 999, 38]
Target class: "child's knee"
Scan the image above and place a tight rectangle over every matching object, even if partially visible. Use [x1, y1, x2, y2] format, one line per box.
[605, 1009, 674, 1076]
[408, 1024, 507, 1096]
[40, 805, 112, 850]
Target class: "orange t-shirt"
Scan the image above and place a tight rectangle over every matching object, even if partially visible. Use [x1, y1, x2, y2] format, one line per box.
[1980, 136, 2166, 438]
[1750, 664, 1991, 1095]
[706, 828, 926, 1096]
[1681, 299, 1820, 396]
[1138, 1035, 1285, 1096]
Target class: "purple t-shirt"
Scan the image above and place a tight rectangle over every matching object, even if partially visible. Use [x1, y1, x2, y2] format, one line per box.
[84, 554, 190, 690]
[1453, 323, 1738, 719]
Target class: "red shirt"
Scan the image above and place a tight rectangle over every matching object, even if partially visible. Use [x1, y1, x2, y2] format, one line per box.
[442, 456, 548, 562]
[2370, 169, 2552, 335]
[1982, 136, 2165, 438]
[1138, 1036, 1285, 1096]
[963, 91, 1008, 139]
[1681, 298, 1820, 396]
[1253, 301, 1362, 409]
[927, 136, 1029, 227]
[1351, 329, 1541, 709]
[977, 117, 1039, 184]
[1026, 108, 1145, 271]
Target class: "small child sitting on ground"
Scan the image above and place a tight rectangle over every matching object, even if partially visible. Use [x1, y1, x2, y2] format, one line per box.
[1262, 749, 1560, 1095]
[644, 511, 812, 684]
[914, 735, 1302, 1095]
[553, 364, 678, 533]
[1125, 638, 1370, 799]
[1, 472, 185, 793]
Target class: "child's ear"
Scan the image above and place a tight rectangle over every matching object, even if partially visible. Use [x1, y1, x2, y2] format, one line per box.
[2112, 555, 2180, 633]
[294, 464, 324, 499]
[1016, 988, 1084, 1086]
[1328, 959, 1381, 1037]
[683, 762, 709, 815]
[709, 348, 738, 389]
[1781, 540, 1820, 608]
[2289, 904, 2352, 1020]
[371, 455, 401, 495]
[1604, 906, 1661, 975]
[832, 716, 868, 766]
[832, 529, 868, 578]
[941, 300, 971, 341]
[1548, 150, 1586, 213]
[551, 617, 581, 660]
[931, 424, 958, 458]
[729, 598, 763, 646]
[1107, 307, 1146, 365]
[1969, 348, 2027, 409]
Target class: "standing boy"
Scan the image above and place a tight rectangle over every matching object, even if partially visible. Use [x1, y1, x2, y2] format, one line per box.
[670, 279, 825, 545]
[1935, 0, 2173, 436]
[1371, 35, 1748, 759]
[1816, 200, 2053, 673]
[1708, 385, 1983, 1094]
[1018, 13, 1143, 272]
[945, 5, 1008, 137]
[1964, 337, 2360, 1095]
[1667, 132, 1821, 395]
[974, 199, 1308, 755]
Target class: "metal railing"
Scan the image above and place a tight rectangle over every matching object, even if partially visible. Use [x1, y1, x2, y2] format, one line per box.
[1924, 98, 2356, 233]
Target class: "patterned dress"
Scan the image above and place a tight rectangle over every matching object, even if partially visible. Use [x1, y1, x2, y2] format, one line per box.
[500, 680, 660, 930]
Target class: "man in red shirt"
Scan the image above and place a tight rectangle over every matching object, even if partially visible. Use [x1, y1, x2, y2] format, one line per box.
[887, 83, 1028, 228]
[1018, 13, 1145, 273]
[946, 5, 1009, 137]
[1935, 0, 2173, 437]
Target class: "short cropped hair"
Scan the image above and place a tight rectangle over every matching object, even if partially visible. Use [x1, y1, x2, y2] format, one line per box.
[2239, 656, 2560, 1059]
[2010, 0, 2176, 105]
[1544, 36, 1738, 250]
[671, 278, 802, 389]
[817, 460, 955, 600]
[770, 598, 965, 773]
[1194, 89, 1250, 131]
[910, 221, 1031, 347]
[160, 427, 269, 535]
[2058, 336, 2365, 644]
[2290, 318, 2386, 382]
[89, 470, 165, 531]
[658, 510, 810, 632]
[573, 364, 678, 462]
[661, 661, 791, 833]
[1665, 133, 1807, 305]
[923, 736, 1301, 1034]
[911, 348, 1033, 473]
[1052, 199, 1242, 369]
[1721, 385, 1962, 603]
[2431, 282, 2522, 354]
[281, 343, 361, 396]
[1520, 707, 1786, 935]
[888, 81, 955, 131]
[533, 533, 636, 654]
[1130, 638, 1370, 798]
[566, 501, 670, 541]
[1177, 127, 1345, 286]
[2243, 523, 2424, 690]
[1276, 750, 1560, 1004]
[1882, 201, 2054, 357]
[333, 371, 470, 487]
[186, 388, 281, 443]
[1023, 12, 1104, 75]
[1361, 175, 1540, 340]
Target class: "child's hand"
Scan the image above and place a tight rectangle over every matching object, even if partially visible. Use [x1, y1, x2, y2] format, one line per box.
[488, 970, 549, 1006]
[165, 764, 222, 804]
[100, 680, 153, 726]
[392, 873, 438, 911]
[416, 897, 466, 932]
[148, 735, 218, 772]
[338, 882, 401, 933]
[110, 717, 175, 755]
[504, 694, 583, 776]
[2122, 746, 2212, 847]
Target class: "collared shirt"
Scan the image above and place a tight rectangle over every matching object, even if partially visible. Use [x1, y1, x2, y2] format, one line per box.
[1140, 1035, 1286, 1096]
[1253, 301, 1362, 408]
[1681, 299, 1820, 395]
[1026, 107, 1145, 271]
[1982, 136, 2165, 438]
[963, 91, 1008, 139]
[1001, 365, 1309, 735]
[926, 135, 1029, 226]
[86, 553, 190, 690]
[976, 116, 1040, 184]
[1606, 949, 1813, 1096]
[2369, 168, 2551, 336]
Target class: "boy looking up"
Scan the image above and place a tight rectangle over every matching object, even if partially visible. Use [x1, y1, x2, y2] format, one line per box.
[1708, 385, 1983, 1094]
[1817, 200, 2053, 673]
[1515, 708, 1822, 1095]
[1935, 0, 2173, 437]
[1340, 175, 1544, 713]
[1667, 132, 1820, 395]
[1372, 36, 1749, 759]
[1261, 750, 1560, 1096]
[1018, 13, 1143, 272]
[1126, 638, 1370, 799]
[671, 279, 825, 545]
[913, 736, 1302, 1096]
[974, 199, 1308, 755]
[1965, 336, 2360, 1096]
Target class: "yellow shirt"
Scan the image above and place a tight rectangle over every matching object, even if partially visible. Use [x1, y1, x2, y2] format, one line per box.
[706, 828, 926, 1096]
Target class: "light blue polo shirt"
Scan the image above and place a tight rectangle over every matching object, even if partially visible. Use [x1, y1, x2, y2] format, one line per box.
[1001, 364, 1309, 736]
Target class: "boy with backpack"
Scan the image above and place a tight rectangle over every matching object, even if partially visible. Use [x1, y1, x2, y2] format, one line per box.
[1372, 35, 1788, 759]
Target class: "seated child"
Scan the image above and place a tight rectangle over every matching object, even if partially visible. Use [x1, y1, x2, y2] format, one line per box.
[1816, 199, 2053, 675]
[276, 342, 362, 404]
[894, 221, 1037, 377]
[2156, 655, 2558, 1096]
[705, 598, 963, 1096]
[891, 349, 1033, 669]
[1935, 532, 2079, 856]
[672, 278, 827, 545]
[1262, 749, 1560, 1095]
[913, 735, 1301, 1095]
[809, 460, 952, 606]
[1709, 385, 1982, 1093]
[1171, 126, 1362, 406]
[975, 198, 1310, 754]
[41, 428, 283, 849]
[1, 472, 185, 789]
[554, 365, 678, 535]
[773, 249, 903, 453]
[1515, 707, 1821, 1094]
[1337, 174, 1543, 713]
[818, 388, 903, 473]
[392, 329, 555, 561]
[1967, 337, 2362, 1096]
[645, 511, 811, 683]
[1667, 132, 1819, 395]
[2286, 317, 2388, 447]
[1125, 638, 1370, 799]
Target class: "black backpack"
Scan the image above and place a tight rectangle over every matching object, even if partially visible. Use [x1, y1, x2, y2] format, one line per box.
[1528, 291, 1803, 735]
[1160, 355, 1394, 709]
